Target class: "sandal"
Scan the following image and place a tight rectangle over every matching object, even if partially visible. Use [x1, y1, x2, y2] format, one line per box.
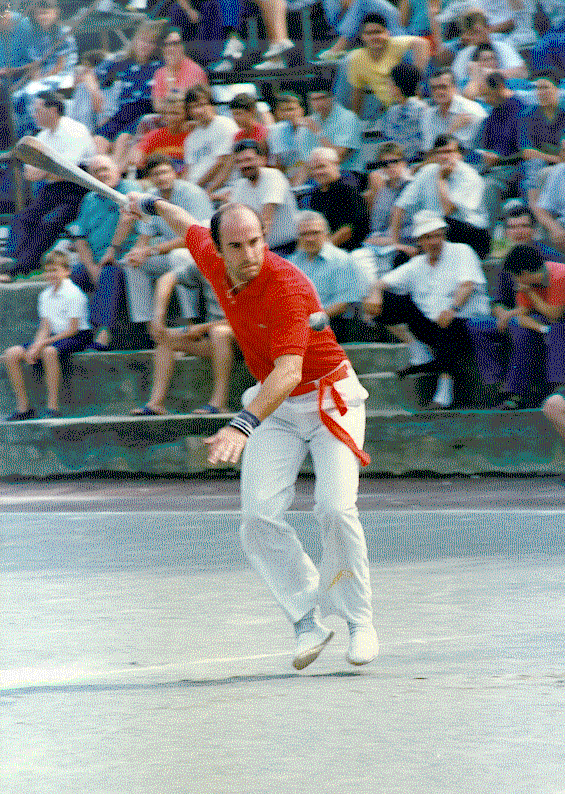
[130, 405, 168, 416]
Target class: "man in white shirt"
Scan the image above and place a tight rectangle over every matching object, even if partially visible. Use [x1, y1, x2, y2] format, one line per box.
[182, 85, 239, 197]
[227, 139, 299, 255]
[0, 90, 95, 282]
[421, 68, 488, 155]
[391, 134, 491, 259]
[364, 209, 489, 406]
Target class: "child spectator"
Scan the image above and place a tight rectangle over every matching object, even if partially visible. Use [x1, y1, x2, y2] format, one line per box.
[230, 93, 269, 149]
[268, 92, 307, 185]
[68, 50, 118, 134]
[2, 251, 92, 421]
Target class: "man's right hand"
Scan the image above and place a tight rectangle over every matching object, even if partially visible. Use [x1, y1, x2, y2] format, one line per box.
[124, 247, 149, 268]
[364, 287, 384, 317]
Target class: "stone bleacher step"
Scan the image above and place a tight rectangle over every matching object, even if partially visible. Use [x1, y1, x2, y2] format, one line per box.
[0, 407, 561, 479]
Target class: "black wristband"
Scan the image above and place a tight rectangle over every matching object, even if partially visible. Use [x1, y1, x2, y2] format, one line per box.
[228, 409, 261, 437]
[139, 194, 160, 215]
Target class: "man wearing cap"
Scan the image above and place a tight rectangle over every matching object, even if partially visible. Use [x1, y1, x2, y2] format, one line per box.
[364, 209, 489, 407]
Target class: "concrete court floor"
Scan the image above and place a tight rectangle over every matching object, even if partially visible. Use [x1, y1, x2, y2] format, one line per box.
[1, 477, 565, 794]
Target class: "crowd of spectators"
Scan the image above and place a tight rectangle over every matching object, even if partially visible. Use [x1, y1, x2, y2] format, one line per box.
[1, 0, 565, 418]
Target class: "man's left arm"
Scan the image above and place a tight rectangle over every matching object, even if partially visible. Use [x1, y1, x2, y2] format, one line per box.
[408, 36, 431, 72]
[205, 354, 303, 464]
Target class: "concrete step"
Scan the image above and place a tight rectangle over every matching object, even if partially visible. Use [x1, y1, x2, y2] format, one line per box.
[0, 345, 411, 416]
[0, 408, 561, 479]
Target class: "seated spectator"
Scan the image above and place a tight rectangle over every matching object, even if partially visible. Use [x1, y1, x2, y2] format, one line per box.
[476, 72, 526, 232]
[450, 10, 528, 89]
[533, 138, 565, 254]
[67, 155, 137, 351]
[364, 141, 417, 267]
[0, 91, 95, 283]
[12, 0, 77, 134]
[267, 92, 307, 186]
[391, 134, 491, 259]
[296, 82, 365, 182]
[317, 0, 403, 61]
[212, 0, 296, 71]
[230, 93, 269, 149]
[375, 62, 427, 164]
[224, 140, 298, 256]
[345, 13, 430, 118]
[364, 210, 489, 408]
[93, 20, 165, 169]
[130, 276, 234, 416]
[122, 154, 213, 328]
[308, 147, 371, 251]
[289, 211, 367, 342]
[520, 73, 565, 208]
[130, 94, 190, 174]
[152, 27, 208, 115]
[531, 3, 565, 77]
[2, 250, 92, 421]
[183, 84, 239, 197]
[421, 68, 488, 156]
[0, 0, 32, 77]
[497, 245, 565, 409]
[68, 50, 119, 135]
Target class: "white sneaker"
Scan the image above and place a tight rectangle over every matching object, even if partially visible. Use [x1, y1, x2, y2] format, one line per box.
[222, 35, 245, 59]
[293, 625, 334, 670]
[262, 39, 294, 59]
[253, 57, 286, 70]
[346, 624, 378, 666]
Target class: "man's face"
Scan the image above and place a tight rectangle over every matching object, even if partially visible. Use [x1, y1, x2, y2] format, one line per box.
[361, 22, 389, 53]
[276, 99, 303, 123]
[297, 219, 327, 256]
[34, 5, 58, 28]
[429, 73, 456, 107]
[187, 97, 214, 125]
[218, 210, 265, 285]
[476, 48, 499, 70]
[535, 79, 559, 108]
[148, 162, 177, 193]
[515, 269, 540, 288]
[89, 158, 120, 188]
[379, 150, 405, 180]
[308, 92, 333, 117]
[163, 101, 186, 128]
[43, 259, 68, 286]
[418, 228, 445, 259]
[433, 141, 460, 173]
[505, 214, 533, 245]
[0, 4, 13, 31]
[235, 148, 261, 181]
[32, 98, 55, 128]
[231, 106, 254, 129]
[161, 32, 184, 63]
[308, 155, 339, 186]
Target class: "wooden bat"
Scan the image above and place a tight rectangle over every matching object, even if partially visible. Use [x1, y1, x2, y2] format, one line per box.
[12, 136, 129, 206]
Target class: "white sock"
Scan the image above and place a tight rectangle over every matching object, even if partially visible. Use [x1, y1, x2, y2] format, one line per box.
[432, 375, 453, 407]
[408, 340, 434, 366]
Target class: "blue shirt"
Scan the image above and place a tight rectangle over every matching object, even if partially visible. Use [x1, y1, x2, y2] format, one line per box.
[0, 13, 32, 69]
[96, 56, 162, 108]
[538, 162, 565, 224]
[67, 179, 138, 260]
[27, 23, 77, 76]
[481, 96, 526, 158]
[267, 121, 305, 175]
[289, 242, 365, 307]
[297, 102, 364, 172]
[378, 97, 427, 163]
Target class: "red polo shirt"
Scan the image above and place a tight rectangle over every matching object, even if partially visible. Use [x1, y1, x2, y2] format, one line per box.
[184, 225, 346, 389]
[517, 261, 565, 311]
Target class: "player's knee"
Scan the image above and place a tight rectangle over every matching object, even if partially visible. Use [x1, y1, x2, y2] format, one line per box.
[41, 345, 58, 360]
[3, 345, 24, 362]
[542, 393, 565, 421]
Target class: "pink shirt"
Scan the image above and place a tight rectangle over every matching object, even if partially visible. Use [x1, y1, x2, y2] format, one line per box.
[151, 58, 208, 101]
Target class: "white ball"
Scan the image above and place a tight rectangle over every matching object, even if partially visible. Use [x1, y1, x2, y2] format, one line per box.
[308, 311, 329, 331]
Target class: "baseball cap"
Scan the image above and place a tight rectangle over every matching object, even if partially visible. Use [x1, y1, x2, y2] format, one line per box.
[412, 210, 447, 238]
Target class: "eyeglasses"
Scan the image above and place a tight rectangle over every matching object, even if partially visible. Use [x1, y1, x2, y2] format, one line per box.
[380, 158, 402, 165]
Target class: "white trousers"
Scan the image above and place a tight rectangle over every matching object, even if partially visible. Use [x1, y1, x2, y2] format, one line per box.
[240, 375, 373, 626]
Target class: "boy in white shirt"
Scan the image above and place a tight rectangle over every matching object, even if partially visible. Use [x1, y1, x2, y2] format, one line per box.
[2, 251, 92, 420]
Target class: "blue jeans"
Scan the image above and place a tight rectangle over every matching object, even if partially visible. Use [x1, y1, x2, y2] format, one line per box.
[71, 263, 126, 331]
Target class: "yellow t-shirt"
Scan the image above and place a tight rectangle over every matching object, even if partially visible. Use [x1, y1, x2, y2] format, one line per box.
[347, 37, 420, 107]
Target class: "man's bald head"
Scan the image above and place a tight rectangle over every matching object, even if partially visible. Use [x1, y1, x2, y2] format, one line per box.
[87, 155, 121, 188]
[210, 203, 266, 287]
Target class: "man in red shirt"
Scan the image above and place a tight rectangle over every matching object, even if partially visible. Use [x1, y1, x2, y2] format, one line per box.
[126, 192, 377, 670]
[130, 97, 191, 174]
[501, 245, 565, 409]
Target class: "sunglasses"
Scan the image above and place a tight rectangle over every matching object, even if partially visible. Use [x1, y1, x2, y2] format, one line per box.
[380, 158, 402, 165]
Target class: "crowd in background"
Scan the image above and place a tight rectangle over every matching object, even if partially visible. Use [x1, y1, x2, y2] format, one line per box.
[1, 0, 565, 418]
